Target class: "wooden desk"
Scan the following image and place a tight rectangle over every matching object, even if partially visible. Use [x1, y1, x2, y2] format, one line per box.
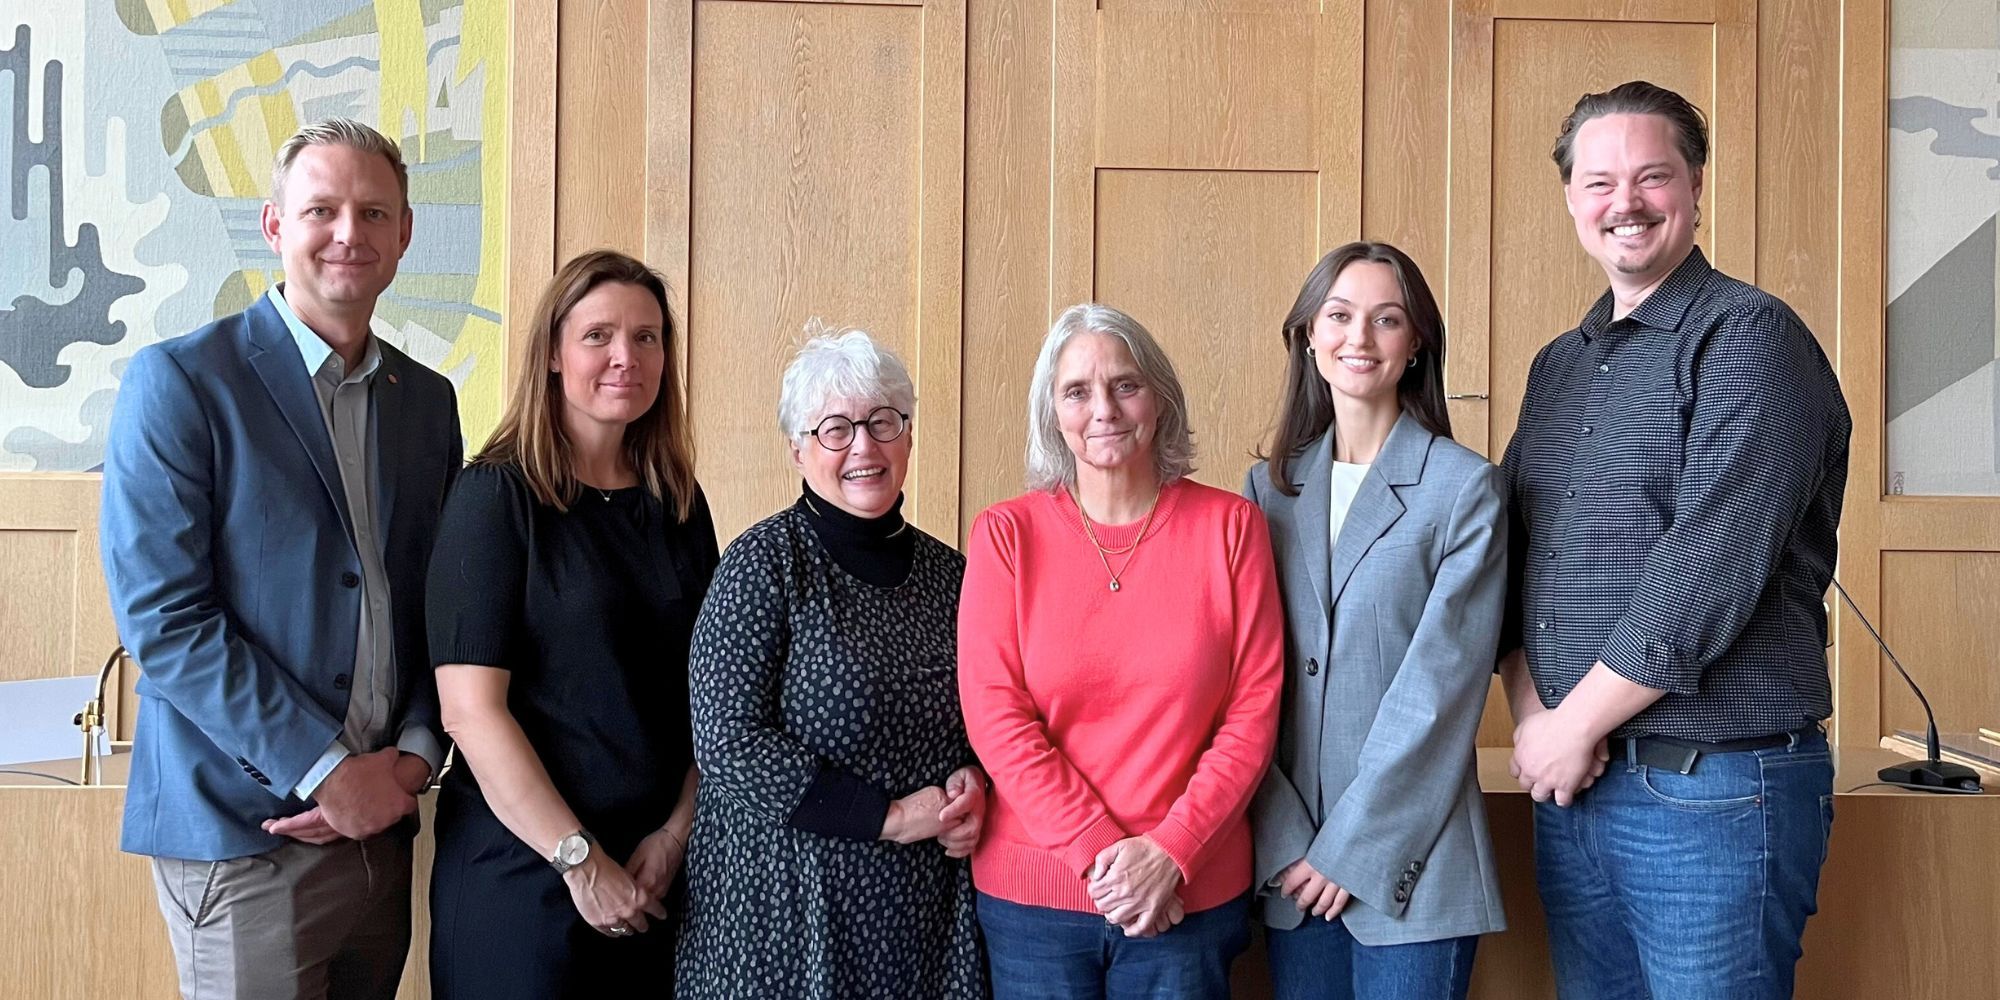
[3, 749, 1993, 999]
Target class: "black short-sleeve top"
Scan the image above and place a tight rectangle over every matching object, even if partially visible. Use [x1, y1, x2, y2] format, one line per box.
[426, 462, 720, 845]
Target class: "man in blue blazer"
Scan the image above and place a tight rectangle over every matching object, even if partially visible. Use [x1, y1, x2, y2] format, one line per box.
[100, 119, 462, 1000]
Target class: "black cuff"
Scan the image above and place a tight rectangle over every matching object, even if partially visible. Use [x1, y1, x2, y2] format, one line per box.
[787, 763, 892, 841]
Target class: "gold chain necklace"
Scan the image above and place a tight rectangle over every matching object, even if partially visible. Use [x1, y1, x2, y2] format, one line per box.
[1076, 491, 1160, 593]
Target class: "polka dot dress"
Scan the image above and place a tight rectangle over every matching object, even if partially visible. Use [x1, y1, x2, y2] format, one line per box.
[675, 508, 984, 999]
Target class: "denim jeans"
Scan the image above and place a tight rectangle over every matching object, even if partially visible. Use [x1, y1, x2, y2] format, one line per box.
[1265, 915, 1477, 1000]
[976, 891, 1250, 1000]
[1534, 727, 1834, 1000]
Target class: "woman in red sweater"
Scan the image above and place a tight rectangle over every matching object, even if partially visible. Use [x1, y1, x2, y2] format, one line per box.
[958, 303, 1285, 999]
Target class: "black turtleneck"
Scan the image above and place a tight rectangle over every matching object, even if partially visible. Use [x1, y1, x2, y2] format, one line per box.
[794, 481, 915, 588]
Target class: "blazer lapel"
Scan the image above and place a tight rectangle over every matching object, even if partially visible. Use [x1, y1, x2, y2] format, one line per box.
[245, 296, 355, 540]
[1325, 413, 1432, 609]
[1289, 431, 1335, 630]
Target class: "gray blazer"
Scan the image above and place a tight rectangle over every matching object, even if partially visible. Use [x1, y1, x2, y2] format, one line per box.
[1242, 413, 1507, 946]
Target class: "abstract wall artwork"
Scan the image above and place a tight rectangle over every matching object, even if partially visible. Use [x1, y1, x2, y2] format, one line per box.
[1, 1, 508, 472]
[1890, 1, 2000, 495]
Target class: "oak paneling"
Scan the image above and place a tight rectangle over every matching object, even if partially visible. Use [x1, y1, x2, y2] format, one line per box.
[1094, 169, 1319, 489]
[554, 0, 649, 265]
[1097, 12, 1318, 171]
[1483, 16, 1716, 461]
[1878, 552, 2000, 741]
[685, 0, 927, 541]
[959, 0, 1054, 528]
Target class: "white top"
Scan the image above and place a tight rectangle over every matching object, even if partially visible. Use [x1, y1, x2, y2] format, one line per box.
[1328, 460, 1372, 558]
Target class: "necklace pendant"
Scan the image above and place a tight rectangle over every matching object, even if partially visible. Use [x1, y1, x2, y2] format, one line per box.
[1108, 579, 1121, 592]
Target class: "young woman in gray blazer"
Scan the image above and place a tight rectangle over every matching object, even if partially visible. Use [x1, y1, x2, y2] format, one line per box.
[1243, 242, 1508, 1000]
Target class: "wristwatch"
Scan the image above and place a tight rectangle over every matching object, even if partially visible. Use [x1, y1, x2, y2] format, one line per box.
[550, 830, 595, 874]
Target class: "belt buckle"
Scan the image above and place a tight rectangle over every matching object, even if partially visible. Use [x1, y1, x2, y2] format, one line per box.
[1633, 739, 1700, 775]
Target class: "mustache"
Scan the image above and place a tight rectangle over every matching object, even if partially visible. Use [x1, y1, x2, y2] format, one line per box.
[1603, 213, 1665, 227]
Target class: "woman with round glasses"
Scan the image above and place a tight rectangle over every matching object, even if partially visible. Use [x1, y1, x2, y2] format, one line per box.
[675, 325, 985, 999]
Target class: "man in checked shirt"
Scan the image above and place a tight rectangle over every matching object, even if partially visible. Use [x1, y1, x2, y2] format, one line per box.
[1497, 81, 1852, 1000]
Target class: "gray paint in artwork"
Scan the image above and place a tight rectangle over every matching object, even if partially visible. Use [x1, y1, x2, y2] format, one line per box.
[4, 386, 116, 472]
[0, 25, 146, 390]
[1889, 95, 2000, 178]
[1887, 214, 1998, 421]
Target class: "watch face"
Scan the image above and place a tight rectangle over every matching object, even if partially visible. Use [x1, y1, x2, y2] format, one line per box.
[557, 835, 589, 867]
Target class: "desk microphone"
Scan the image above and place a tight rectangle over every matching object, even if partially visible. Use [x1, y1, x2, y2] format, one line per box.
[1830, 580, 1983, 793]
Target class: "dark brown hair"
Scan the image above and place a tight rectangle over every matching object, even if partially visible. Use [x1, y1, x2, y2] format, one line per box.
[474, 249, 698, 519]
[1552, 80, 1709, 183]
[1259, 241, 1452, 495]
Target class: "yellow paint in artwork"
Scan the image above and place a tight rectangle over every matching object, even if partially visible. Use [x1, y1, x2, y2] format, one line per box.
[232, 54, 292, 197]
[376, 0, 429, 160]
[441, 0, 511, 448]
[185, 72, 254, 197]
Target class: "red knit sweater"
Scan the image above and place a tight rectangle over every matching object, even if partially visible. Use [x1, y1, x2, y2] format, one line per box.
[957, 479, 1283, 914]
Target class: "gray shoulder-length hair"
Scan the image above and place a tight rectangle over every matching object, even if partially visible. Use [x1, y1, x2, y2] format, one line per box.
[1024, 303, 1196, 491]
[776, 320, 917, 440]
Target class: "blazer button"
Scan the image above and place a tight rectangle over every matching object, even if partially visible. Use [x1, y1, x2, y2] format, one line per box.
[1394, 889, 1409, 903]
[340, 571, 360, 588]
[1305, 658, 1319, 676]
[333, 673, 351, 691]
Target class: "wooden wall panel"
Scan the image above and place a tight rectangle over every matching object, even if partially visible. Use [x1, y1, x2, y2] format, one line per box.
[0, 790, 179, 999]
[554, 0, 649, 264]
[0, 530, 76, 683]
[685, 0, 927, 541]
[959, 0, 1053, 530]
[1094, 169, 1319, 488]
[1757, 0, 1840, 346]
[1482, 17, 1716, 461]
[1361, 0, 1448, 279]
[1097, 12, 1317, 170]
[1878, 552, 2000, 741]
[0, 477, 112, 686]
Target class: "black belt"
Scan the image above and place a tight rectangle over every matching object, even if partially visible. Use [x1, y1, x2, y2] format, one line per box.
[1608, 728, 1806, 775]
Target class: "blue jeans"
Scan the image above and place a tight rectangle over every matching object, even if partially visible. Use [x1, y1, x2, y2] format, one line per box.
[1266, 916, 1477, 1000]
[976, 891, 1250, 1000]
[1535, 727, 1834, 1000]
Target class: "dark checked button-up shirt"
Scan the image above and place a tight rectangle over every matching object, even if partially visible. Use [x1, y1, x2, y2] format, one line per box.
[1500, 247, 1852, 741]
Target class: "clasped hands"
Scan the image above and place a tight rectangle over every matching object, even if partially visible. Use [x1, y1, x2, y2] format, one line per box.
[568, 826, 687, 939]
[263, 747, 429, 844]
[881, 765, 988, 858]
[1086, 835, 1185, 939]
[1508, 706, 1611, 807]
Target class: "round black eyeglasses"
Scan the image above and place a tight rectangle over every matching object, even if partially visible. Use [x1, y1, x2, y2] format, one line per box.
[805, 406, 910, 451]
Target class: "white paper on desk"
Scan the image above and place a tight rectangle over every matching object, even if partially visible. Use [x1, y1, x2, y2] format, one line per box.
[0, 675, 112, 766]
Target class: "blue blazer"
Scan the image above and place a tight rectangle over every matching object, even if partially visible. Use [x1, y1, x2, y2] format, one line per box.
[100, 294, 462, 861]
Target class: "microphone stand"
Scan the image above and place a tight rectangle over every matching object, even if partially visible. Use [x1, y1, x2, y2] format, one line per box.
[1830, 581, 1982, 793]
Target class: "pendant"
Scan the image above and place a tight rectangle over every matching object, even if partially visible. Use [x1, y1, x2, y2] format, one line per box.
[1109, 580, 1121, 592]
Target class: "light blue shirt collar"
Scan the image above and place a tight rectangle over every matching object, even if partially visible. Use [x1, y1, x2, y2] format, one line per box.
[267, 284, 381, 381]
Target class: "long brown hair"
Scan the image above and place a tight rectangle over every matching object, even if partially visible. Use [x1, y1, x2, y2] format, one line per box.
[474, 249, 698, 519]
[1259, 241, 1452, 495]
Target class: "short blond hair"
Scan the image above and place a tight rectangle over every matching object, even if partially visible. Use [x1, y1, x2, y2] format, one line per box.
[271, 118, 409, 207]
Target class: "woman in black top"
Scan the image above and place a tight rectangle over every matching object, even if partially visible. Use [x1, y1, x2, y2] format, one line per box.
[426, 250, 717, 998]
[674, 326, 986, 999]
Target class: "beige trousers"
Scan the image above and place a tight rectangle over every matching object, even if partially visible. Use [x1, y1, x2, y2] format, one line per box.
[150, 836, 412, 1000]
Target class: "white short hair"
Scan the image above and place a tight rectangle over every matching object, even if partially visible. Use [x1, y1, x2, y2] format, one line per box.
[777, 322, 918, 440]
[1024, 303, 1195, 492]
